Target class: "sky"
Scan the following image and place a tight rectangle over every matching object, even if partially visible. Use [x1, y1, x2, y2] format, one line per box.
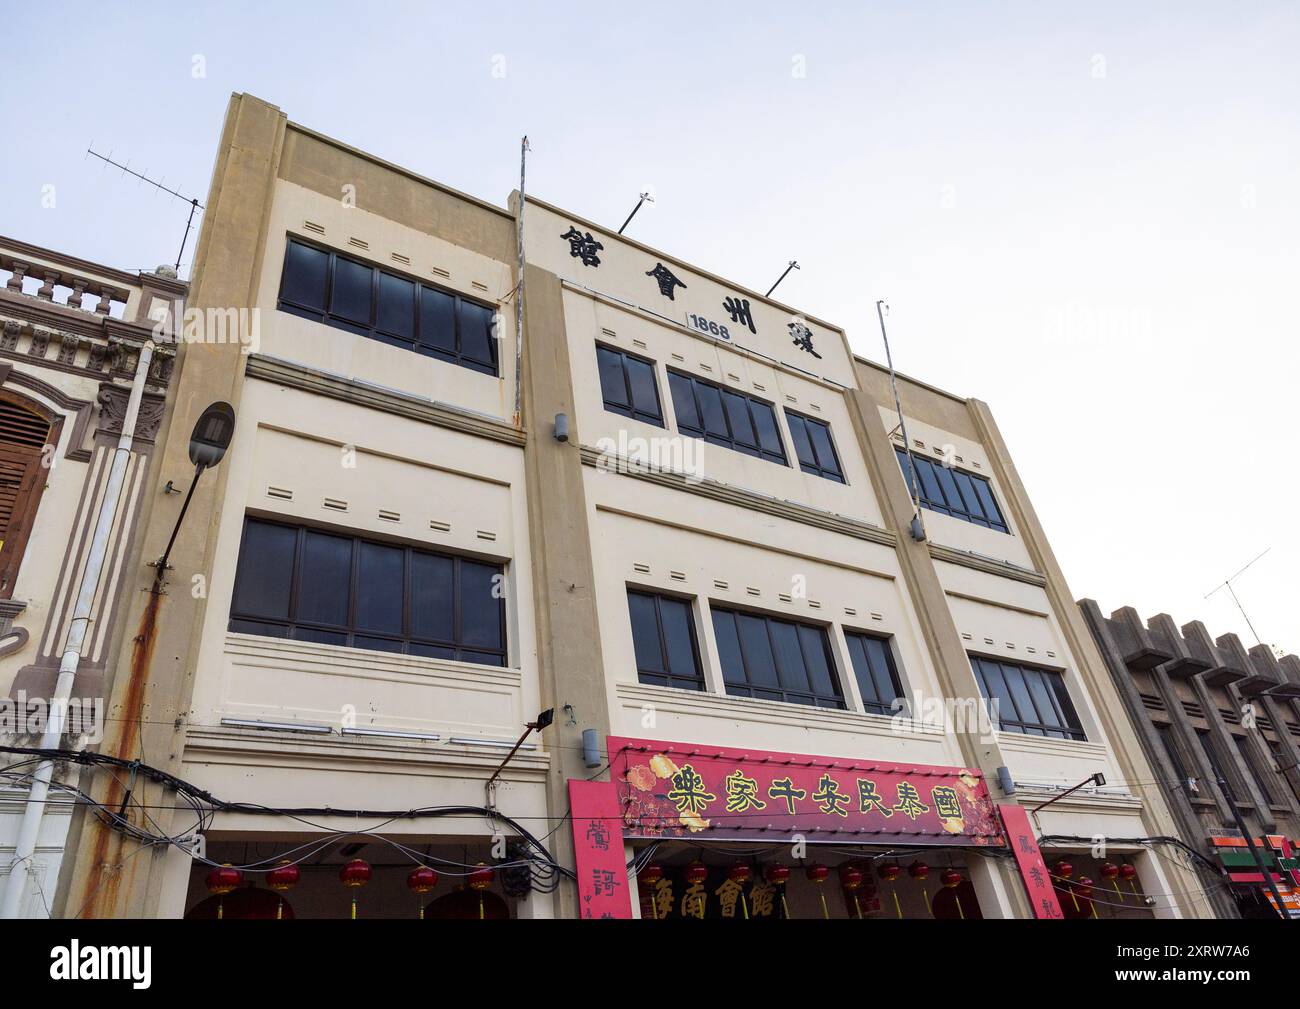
[3, 1, 1297, 652]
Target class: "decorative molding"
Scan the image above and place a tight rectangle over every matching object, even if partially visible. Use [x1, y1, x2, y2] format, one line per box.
[244, 354, 527, 447]
[579, 444, 896, 547]
[929, 543, 1047, 587]
[0, 362, 95, 461]
[95, 382, 166, 443]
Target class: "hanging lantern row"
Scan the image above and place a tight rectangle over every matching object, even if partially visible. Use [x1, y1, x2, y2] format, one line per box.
[636, 858, 961, 920]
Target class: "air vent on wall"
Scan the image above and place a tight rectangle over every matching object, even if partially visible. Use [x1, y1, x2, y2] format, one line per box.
[266, 486, 293, 501]
[746, 587, 761, 597]
[348, 237, 369, 250]
[808, 600, 821, 609]
[633, 563, 650, 575]
[669, 570, 685, 582]
[378, 509, 401, 523]
[779, 593, 793, 603]
[476, 529, 497, 542]
[431, 266, 451, 279]
[391, 253, 411, 266]
[323, 497, 349, 512]
[713, 580, 728, 591]
[302, 221, 325, 235]
[601, 327, 617, 338]
[844, 607, 857, 617]
[430, 519, 451, 532]
[471, 281, 489, 293]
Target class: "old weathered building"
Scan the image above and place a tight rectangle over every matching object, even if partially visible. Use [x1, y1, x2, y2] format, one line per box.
[41, 93, 1203, 919]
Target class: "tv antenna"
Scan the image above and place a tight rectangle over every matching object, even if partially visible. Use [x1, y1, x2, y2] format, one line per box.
[87, 146, 204, 275]
[1205, 547, 1270, 645]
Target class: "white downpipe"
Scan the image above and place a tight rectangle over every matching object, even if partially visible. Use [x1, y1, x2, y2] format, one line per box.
[0, 342, 155, 919]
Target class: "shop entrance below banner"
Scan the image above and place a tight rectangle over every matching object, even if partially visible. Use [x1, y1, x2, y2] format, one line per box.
[631, 841, 984, 920]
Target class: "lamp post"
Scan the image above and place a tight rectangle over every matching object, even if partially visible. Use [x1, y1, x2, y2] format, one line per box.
[152, 401, 235, 583]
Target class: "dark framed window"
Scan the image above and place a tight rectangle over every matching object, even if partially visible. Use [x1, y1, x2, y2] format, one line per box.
[844, 631, 905, 715]
[627, 590, 704, 690]
[784, 409, 845, 483]
[710, 606, 843, 708]
[1233, 733, 1278, 805]
[668, 370, 787, 465]
[970, 655, 1085, 740]
[277, 237, 499, 376]
[597, 345, 663, 426]
[1155, 722, 1193, 796]
[228, 517, 506, 665]
[895, 447, 1008, 532]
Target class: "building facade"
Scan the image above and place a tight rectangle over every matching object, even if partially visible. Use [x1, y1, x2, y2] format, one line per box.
[46, 93, 1203, 919]
[0, 235, 183, 916]
[1082, 602, 1300, 918]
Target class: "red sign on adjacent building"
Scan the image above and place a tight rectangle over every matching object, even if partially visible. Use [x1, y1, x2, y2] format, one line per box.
[608, 736, 1003, 846]
[568, 779, 634, 919]
[998, 803, 1064, 919]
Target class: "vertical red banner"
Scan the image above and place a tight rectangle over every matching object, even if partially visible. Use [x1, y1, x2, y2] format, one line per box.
[998, 803, 1064, 919]
[568, 779, 633, 919]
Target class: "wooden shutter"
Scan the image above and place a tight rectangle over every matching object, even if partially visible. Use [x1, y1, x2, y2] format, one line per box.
[0, 398, 53, 598]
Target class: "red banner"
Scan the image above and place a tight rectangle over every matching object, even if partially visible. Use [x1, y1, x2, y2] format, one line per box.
[608, 736, 1002, 846]
[568, 779, 633, 919]
[998, 803, 1064, 919]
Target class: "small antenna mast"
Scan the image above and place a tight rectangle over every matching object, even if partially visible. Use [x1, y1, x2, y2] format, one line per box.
[87, 146, 204, 274]
[877, 300, 926, 542]
[1205, 547, 1270, 646]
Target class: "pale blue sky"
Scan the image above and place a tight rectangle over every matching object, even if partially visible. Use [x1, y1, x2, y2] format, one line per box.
[4, 1, 1297, 650]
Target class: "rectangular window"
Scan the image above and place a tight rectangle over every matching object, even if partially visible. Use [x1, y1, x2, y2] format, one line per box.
[277, 237, 500, 376]
[895, 447, 1008, 532]
[626, 590, 704, 691]
[596, 345, 663, 426]
[228, 517, 506, 665]
[710, 606, 843, 708]
[668, 370, 787, 465]
[1155, 722, 1193, 796]
[844, 631, 905, 715]
[784, 409, 845, 483]
[1233, 734, 1278, 805]
[970, 656, 1085, 739]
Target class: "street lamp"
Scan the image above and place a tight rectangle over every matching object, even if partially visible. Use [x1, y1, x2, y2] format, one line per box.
[153, 401, 235, 580]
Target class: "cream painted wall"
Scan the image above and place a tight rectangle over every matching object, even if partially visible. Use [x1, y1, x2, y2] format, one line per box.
[0, 363, 113, 696]
[253, 180, 518, 422]
[178, 374, 545, 821]
[583, 472, 975, 770]
[879, 405, 1035, 569]
[566, 287, 887, 528]
[524, 200, 858, 389]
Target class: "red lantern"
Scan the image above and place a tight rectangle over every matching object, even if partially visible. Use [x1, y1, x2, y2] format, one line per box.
[839, 864, 865, 919]
[468, 863, 495, 920]
[908, 861, 929, 881]
[879, 863, 903, 919]
[1077, 876, 1098, 918]
[682, 860, 708, 918]
[1054, 859, 1074, 880]
[1118, 862, 1140, 897]
[638, 863, 665, 920]
[206, 864, 241, 895]
[205, 864, 241, 921]
[267, 861, 299, 891]
[1099, 861, 1118, 880]
[940, 868, 962, 889]
[764, 863, 791, 920]
[806, 864, 830, 919]
[684, 860, 708, 885]
[408, 866, 438, 919]
[339, 858, 371, 920]
[727, 863, 753, 919]
[267, 860, 298, 921]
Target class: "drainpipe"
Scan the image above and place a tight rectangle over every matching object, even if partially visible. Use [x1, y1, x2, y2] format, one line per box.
[0, 341, 154, 919]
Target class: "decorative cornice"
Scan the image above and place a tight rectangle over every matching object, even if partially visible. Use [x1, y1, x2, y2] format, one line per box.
[244, 354, 526, 447]
[928, 542, 1047, 587]
[579, 444, 896, 546]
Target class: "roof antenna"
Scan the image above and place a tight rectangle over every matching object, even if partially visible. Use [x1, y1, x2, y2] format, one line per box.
[1205, 547, 1270, 646]
[765, 260, 799, 298]
[877, 300, 926, 542]
[617, 190, 654, 235]
[87, 145, 204, 275]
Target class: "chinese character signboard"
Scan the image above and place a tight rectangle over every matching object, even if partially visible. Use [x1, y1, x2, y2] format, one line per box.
[568, 779, 633, 919]
[608, 736, 1003, 846]
[998, 803, 1064, 919]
